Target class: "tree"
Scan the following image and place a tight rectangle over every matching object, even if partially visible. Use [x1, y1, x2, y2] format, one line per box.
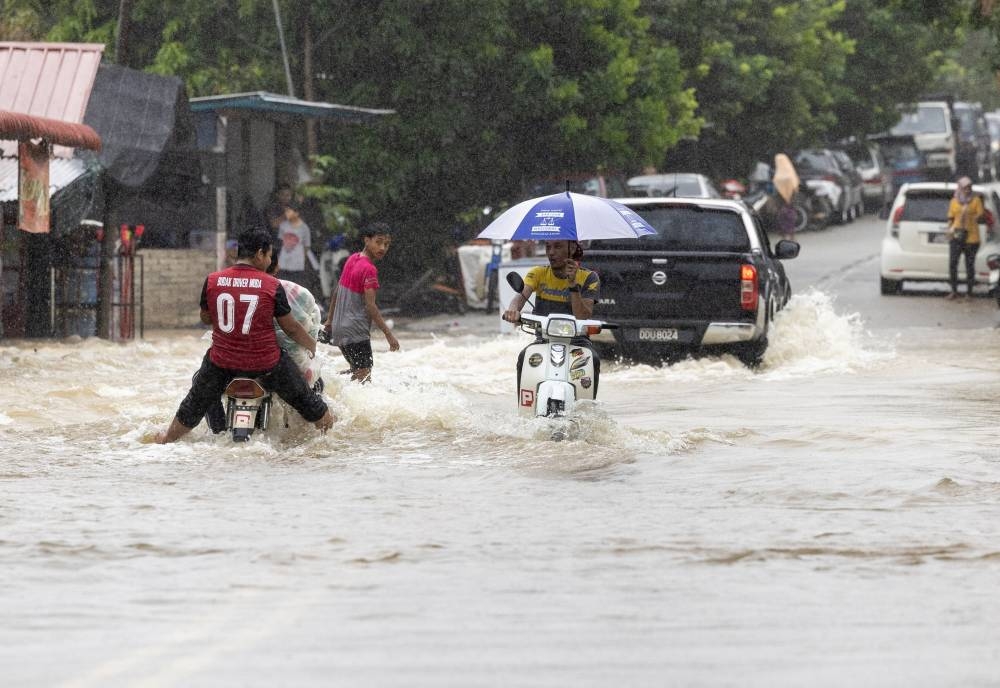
[644, 0, 854, 176]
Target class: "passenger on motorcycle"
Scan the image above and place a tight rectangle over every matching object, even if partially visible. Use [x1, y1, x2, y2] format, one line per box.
[156, 228, 335, 444]
[502, 240, 602, 387]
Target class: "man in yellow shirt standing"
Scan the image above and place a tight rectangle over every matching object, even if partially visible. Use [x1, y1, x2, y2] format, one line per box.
[946, 177, 992, 300]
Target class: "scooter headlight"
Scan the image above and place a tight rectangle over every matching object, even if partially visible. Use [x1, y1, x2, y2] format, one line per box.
[546, 318, 577, 338]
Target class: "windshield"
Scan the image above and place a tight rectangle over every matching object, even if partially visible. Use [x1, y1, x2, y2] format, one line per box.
[794, 150, 833, 174]
[590, 205, 751, 251]
[891, 106, 948, 135]
[882, 141, 921, 164]
[629, 176, 704, 197]
[526, 177, 601, 197]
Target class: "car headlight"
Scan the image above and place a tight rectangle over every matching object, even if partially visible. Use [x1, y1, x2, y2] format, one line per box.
[546, 318, 577, 338]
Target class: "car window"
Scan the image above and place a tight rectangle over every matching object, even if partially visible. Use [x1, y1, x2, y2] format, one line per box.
[900, 191, 955, 222]
[988, 119, 1000, 139]
[592, 206, 752, 251]
[605, 176, 627, 197]
[882, 141, 921, 164]
[846, 146, 874, 169]
[794, 151, 834, 174]
[891, 106, 948, 135]
[954, 108, 976, 134]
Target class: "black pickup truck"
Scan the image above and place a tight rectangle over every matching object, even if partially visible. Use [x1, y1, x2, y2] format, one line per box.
[586, 197, 799, 366]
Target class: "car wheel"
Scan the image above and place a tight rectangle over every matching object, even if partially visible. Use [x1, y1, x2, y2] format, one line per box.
[880, 276, 902, 295]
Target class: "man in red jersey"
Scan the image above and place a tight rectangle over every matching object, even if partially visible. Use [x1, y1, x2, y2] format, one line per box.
[157, 228, 335, 443]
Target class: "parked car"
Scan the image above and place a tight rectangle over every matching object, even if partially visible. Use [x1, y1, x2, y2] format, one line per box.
[522, 172, 627, 199]
[794, 148, 864, 224]
[952, 101, 992, 181]
[879, 181, 999, 295]
[890, 100, 957, 180]
[626, 173, 721, 198]
[844, 142, 892, 213]
[984, 111, 1000, 181]
[586, 197, 799, 366]
[869, 133, 929, 198]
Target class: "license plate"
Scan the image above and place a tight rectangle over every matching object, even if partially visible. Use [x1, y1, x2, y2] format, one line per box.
[928, 232, 950, 244]
[638, 327, 678, 341]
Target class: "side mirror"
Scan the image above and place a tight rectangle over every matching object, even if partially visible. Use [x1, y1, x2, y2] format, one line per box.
[506, 271, 525, 293]
[774, 240, 800, 259]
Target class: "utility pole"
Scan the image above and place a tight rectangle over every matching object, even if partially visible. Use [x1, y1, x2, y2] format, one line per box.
[98, 0, 134, 339]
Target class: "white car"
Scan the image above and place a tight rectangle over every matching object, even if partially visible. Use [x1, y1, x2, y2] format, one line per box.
[626, 173, 721, 199]
[879, 182, 999, 294]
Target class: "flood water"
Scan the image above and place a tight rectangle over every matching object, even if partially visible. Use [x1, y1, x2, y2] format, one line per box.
[3, 288, 1000, 686]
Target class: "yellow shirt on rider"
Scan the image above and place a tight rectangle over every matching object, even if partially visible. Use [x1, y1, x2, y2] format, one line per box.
[523, 266, 600, 317]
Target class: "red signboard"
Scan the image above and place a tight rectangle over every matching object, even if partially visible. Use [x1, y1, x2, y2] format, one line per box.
[18, 140, 50, 234]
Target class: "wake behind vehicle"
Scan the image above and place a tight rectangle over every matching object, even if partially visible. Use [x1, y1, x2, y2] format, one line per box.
[879, 182, 999, 295]
[507, 273, 615, 441]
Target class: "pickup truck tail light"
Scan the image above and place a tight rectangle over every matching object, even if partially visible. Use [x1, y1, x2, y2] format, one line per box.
[740, 264, 758, 311]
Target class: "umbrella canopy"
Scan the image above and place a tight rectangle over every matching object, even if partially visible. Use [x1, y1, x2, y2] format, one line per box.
[478, 191, 657, 241]
[772, 153, 800, 204]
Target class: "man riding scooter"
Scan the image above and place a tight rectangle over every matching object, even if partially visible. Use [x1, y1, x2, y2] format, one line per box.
[502, 240, 601, 391]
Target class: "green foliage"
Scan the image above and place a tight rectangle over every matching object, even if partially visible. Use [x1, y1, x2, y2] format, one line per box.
[297, 155, 361, 239]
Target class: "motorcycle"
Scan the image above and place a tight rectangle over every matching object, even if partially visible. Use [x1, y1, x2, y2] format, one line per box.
[222, 377, 272, 442]
[987, 253, 1000, 307]
[506, 273, 617, 441]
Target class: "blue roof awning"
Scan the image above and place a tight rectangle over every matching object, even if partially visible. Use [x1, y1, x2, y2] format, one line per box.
[189, 91, 395, 123]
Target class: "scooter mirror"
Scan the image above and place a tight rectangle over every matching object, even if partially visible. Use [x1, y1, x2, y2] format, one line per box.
[506, 271, 525, 293]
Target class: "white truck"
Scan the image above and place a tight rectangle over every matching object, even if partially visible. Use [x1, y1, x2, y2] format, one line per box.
[890, 100, 957, 180]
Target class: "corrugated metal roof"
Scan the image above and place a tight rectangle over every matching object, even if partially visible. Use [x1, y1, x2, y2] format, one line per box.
[0, 42, 104, 120]
[0, 42, 105, 157]
[0, 155, 88, 202]
[190, 91, 395, 122]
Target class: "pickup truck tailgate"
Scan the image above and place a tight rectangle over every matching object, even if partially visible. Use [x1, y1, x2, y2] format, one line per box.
[589, 251, 754, 322]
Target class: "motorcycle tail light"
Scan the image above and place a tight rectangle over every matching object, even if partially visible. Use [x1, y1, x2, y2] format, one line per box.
[224, 379, 267, 399]
[584, 325, 602, 336]
[740, 264, 758, 311]
[984, 209, 995, 227]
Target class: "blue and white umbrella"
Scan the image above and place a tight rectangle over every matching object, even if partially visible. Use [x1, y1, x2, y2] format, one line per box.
[477, 191, 657, 242]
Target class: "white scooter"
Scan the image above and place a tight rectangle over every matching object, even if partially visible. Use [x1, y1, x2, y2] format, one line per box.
[506, 273, 617, 440]
[987, 252, 1000, 308]
[222, 378, 272, 442]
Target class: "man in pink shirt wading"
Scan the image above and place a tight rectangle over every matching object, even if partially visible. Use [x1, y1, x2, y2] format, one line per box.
[322, 223, 399, 383]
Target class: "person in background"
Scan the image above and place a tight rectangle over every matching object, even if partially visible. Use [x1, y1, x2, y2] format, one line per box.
[777, 195, 798, 242]
[157, 227, 334, 443]
[277, 202, 314, 285]
[264, 183, 294, 231]
[946, 176, 991, 300]
[321, 222, 400, 383]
